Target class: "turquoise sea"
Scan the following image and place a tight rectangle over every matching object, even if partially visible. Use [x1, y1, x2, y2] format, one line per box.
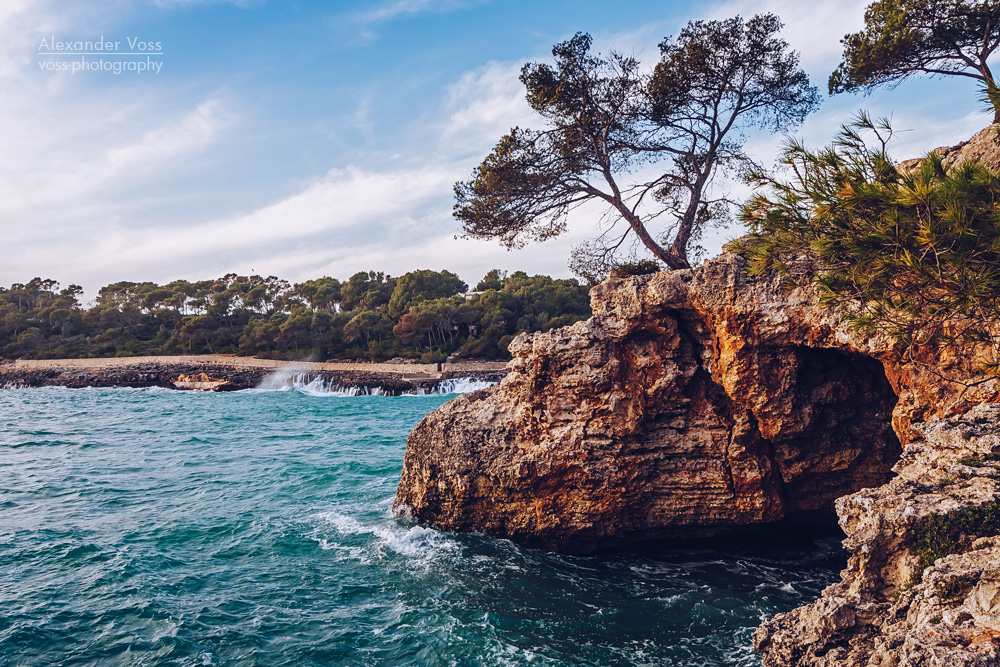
[0, 384, 844, 666]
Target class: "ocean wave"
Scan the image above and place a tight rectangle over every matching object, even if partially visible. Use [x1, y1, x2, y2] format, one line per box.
[311, 509, 459, 562]
[252, 371, 495, 397]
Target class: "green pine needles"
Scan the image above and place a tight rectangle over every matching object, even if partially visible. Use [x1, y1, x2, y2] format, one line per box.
[735, 114, 1000, 370]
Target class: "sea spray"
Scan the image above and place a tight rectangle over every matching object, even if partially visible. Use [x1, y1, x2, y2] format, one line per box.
[254, 369, 496, 396]
[254, 363, 310, 391]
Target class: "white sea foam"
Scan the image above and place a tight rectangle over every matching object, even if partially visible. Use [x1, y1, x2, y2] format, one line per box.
[311, 509, 458, 562]
[428, 377, 495, 395]
[252, 371, 495, 397]
[251, 372, 388, 396]
[318, 512, 368, 535]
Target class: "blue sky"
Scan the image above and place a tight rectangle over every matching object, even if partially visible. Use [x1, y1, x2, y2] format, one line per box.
[1, 0, 994, 295]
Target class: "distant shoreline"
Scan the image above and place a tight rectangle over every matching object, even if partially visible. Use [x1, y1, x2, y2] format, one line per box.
[0, 355, 509, 394]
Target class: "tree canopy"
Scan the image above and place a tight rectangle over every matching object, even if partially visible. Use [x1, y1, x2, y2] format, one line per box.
[454, 14, 819, 277]
[0, 269, 591, 363]
[830, 0, 1000, 120]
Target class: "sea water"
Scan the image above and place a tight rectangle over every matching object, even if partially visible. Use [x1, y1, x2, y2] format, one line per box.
[0, 385, 844, 666]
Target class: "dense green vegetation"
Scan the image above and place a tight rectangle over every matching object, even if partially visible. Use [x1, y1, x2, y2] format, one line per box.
[0, 269, 591, 362]
[908, 501, 1000, 587]
[735, 115, 1000, 369]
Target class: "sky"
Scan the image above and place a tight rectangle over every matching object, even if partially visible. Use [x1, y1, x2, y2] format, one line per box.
[1, 0, 994, 296]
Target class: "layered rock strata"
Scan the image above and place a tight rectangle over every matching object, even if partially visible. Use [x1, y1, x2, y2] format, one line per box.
[394, 254, 999, 553]
[393, 247, 1000, 663]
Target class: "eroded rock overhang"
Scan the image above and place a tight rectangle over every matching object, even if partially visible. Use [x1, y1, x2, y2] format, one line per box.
[393, 253, 994, 553]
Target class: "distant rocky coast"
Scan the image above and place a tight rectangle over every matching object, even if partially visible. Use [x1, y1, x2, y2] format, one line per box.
[0, 355, 508, 394]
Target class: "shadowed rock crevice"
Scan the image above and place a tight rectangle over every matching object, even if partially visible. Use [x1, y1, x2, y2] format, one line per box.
[766, 347, 902, 514]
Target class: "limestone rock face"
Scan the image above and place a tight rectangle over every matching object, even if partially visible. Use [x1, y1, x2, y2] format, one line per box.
[394, 253, 997, 553]
[754, 404, 1000, 666]
[898, 124, 1000, 173]
[392, 247, 1000, 663]
[393, 127, 1000, 662]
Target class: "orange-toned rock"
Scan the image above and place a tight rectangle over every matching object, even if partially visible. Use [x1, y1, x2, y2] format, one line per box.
[393, 126, 1000, 664]
[394, 245, 1000, 552]
[394, 248, 1000, 552]
[172, 372, 231, 391]
[391, 252, 1000, 663]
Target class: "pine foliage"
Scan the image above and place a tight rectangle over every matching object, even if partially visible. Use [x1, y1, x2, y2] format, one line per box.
[735, 115, 1000, 368]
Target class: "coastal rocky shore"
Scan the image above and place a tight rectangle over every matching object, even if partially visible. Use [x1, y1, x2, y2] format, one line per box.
[394, 250, 999, 546]
[0, 356, 508, 394]
[393, 250, 1000, 662]
[754, 403, 1000, 665]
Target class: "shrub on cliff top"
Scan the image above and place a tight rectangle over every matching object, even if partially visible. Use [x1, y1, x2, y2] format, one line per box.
[908, 501, 1000, 586]
[608, 260, 665, 279]
[734, 114, 1000, 370]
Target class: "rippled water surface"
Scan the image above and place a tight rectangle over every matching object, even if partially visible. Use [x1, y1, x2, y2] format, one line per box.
[0, 386, 844, 666]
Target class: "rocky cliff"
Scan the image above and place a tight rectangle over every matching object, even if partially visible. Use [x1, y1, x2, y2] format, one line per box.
[393, 248, 1000, 662]
[755, 404, 1000, 665]
[394, 253, 997, 552]
[393, 126, 1000, 662]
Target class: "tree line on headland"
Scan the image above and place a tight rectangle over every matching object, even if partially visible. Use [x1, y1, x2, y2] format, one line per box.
[0, 270, 591, 362]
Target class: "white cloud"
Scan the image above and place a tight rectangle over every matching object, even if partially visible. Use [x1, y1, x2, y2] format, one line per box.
[710, 0, 869, 72]
[360, 0, 484, 24]
[106, 99, 226, 168]
[442, 60, 533, 149]
[0, 0, 231, 219]
[0, 0, 106, 78]
[0, 96, 231, 221]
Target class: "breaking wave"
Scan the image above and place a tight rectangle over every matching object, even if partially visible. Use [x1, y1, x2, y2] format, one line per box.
[252, 371, 496, 396]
